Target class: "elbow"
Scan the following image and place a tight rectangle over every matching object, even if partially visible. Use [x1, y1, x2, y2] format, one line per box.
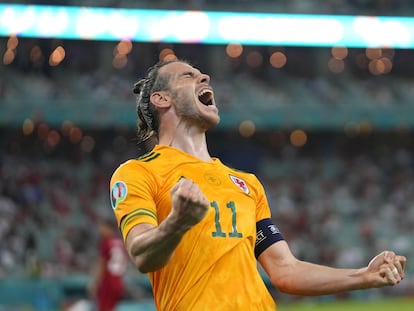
[271, 276, 318, 296]
[137, 265, 152, 274]
[270, 276, 290, 294]
[131, 255, 168, 274]
[133, 258, 149, 274]
[132, 257, 156, 274]
[270, 274, 303, 295]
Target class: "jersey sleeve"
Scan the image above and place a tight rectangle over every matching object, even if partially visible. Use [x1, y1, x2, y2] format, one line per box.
[252, 175, 272, 222]
[110, 160, 159, 241]
[252, 175, 285, 257]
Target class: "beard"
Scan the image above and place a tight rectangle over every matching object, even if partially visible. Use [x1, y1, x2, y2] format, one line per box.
[172, 90, 220, 130]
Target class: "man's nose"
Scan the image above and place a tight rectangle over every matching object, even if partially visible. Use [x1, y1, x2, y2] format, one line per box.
[198, 73, 210, 84]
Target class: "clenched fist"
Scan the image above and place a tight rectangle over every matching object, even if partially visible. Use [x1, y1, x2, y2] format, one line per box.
[365, 250, 406, 288]
[169, 177, 210, 232]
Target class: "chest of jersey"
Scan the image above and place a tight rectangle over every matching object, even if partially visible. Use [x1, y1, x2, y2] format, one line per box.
[153, 160, 257, 253]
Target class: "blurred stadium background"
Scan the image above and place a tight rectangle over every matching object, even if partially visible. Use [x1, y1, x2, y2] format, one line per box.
[1, 0, 414, 310]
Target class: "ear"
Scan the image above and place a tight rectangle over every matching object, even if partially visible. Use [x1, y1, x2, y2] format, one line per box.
[150, 91, 172, 109]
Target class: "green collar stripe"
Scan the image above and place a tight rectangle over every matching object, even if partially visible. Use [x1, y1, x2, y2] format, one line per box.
[142, 153, 160, 162]
[137, 151, 155, 160]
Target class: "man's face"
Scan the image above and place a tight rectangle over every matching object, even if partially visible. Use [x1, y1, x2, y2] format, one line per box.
[159, 62, 220, 129]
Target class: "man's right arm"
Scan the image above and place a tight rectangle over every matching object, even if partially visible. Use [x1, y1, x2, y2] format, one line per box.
[125, 178, 209, 273]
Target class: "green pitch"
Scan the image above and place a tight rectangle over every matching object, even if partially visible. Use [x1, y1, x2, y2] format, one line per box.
[279, 297, 414, 311]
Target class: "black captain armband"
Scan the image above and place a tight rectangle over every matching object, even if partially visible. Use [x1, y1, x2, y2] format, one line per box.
[254, 218, 285, 258]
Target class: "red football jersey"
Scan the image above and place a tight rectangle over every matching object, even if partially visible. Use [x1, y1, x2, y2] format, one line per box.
[97, 236, 127, 311]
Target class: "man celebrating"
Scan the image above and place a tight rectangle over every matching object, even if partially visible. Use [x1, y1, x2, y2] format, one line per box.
[110, 59, 406, 310]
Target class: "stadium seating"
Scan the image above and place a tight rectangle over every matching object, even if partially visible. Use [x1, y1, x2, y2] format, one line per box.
[1, 2, 414, 309]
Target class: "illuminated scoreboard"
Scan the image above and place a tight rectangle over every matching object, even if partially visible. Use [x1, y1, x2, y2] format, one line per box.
[1, 3, 414, 48]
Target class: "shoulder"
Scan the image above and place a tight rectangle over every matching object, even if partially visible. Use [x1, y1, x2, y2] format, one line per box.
[113, 149, 165, 175]
[111, 159, 143, 180]
[110, 147, 174, 187]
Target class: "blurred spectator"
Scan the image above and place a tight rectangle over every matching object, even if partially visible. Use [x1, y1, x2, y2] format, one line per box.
[88, 217, 128, 311]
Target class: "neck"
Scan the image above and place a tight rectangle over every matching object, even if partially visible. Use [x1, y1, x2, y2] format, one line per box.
[158, 121, 212, 162]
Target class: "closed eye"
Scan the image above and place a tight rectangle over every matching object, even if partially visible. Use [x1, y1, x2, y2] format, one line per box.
[182, 71, 195, 78]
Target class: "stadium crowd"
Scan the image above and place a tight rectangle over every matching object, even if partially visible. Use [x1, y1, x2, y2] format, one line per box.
[1, 3, 414, 300]
[3, 50, 414, 132]
[0, 128, 413, 299]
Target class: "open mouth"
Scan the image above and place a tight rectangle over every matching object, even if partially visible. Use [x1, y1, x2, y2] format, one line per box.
[198, 89, 214, 106]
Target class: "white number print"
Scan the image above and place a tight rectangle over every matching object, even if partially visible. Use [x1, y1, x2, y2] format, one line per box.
[107, 244, 127, 276]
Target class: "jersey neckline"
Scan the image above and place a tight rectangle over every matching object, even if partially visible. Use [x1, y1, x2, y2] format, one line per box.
[153, 144, 221, 165]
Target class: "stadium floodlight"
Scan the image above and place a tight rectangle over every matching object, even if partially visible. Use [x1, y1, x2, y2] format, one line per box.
[1, 3, 414, 48]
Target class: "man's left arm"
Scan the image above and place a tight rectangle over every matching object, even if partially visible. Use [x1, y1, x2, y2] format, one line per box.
[258, 240, 406, 296]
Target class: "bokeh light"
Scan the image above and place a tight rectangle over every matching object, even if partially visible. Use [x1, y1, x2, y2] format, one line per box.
[239, 120, 256, 137]
[328, 57, 345, 73]
[3, 49, 15, 65]
[49, 45, 65, 66]
[22, 119, 35, 136]
[289, 129, 307, 147]
[331, 46, 348, 60]
[7, 35, 18, 50]
[269, 51, 287, 68]
[115, 40, 132, 55]
[47, 130, 61, 147]
[366, 48, 382, 60]
[226, 43, 243, 58]
[112, 54, 128, 69]
[69, 126, 83, 144]
[159, 48, 176, 61]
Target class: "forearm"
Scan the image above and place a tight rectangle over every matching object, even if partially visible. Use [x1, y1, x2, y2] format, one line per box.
[127, 215, 190, 273]
[126, 177, 209, 273]
[274, 260, 368, 296]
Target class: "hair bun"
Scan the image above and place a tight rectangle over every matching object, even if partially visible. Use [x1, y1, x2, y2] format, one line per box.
[133, 79, 146, 94]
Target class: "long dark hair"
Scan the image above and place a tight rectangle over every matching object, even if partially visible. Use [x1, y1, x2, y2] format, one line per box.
[133, 59, 182, 150]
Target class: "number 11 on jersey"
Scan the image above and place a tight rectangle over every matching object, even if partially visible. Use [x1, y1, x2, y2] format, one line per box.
[210, 201, 243, 238]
